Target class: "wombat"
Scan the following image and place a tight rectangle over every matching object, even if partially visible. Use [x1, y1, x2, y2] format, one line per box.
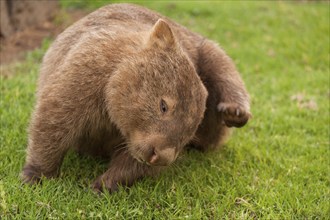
[21, 3, 251, 193]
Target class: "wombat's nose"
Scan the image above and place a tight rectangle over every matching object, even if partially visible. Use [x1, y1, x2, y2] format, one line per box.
[149, 152, 159, 165]
[147, 147, 175, 166]
[148, 148, 159, 165]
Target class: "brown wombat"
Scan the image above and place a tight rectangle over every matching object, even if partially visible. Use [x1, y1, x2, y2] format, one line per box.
[21, 3, 251, 193]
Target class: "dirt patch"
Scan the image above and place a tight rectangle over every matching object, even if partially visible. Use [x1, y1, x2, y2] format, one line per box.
[0, 9, 88, 66]
[291, 93, 318, 110]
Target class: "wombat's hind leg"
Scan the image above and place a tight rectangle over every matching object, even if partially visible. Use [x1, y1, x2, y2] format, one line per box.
[192, 39, 251, 152]
[217, 103, 251, 128]
[198, 39, 251, 128]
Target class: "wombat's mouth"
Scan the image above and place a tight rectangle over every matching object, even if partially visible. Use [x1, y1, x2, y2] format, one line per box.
[134, 156, 165, 167]
[134, 156, 150, 165]
[136, 158, 152, 166]
[132, 153, 173, 167]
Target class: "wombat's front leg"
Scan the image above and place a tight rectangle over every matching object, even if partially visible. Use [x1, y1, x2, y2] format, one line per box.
[21, 100, 80, 184]
[92, 150, 161, 193]
[193, 40, 251, 150]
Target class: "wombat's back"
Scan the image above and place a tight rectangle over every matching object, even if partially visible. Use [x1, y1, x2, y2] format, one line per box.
[38, 4, 203, 89]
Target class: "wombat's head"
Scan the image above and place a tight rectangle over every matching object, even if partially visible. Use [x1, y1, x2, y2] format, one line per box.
[106, 19, 208, 166]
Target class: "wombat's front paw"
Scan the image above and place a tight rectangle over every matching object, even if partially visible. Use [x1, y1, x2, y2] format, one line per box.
[21, 164, 42, 184]
[217, 103, 251, 128]
[92, 175, 120, 194]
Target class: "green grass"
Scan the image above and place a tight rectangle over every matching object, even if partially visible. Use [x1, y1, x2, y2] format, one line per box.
[1, 1, 329, 219]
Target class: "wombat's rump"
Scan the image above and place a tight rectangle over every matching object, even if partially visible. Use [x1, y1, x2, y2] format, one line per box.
[21, 3, 251, 192]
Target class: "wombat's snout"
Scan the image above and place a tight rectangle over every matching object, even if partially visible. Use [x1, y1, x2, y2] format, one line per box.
[130, 131, 178, 166]
[145, 146, 176, 166]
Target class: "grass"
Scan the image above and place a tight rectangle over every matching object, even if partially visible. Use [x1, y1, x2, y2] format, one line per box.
[1, 1, 329, 219]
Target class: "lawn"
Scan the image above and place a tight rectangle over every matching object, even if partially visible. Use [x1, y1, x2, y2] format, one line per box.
[1, 1, 329, 219]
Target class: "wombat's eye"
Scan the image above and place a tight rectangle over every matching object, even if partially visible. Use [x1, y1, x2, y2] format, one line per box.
[160, 99, 168, 113]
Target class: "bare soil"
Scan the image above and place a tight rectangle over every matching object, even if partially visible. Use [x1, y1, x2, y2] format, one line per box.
[0, 9, 88, 65]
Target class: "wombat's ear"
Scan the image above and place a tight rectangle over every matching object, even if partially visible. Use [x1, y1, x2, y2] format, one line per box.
[149, 19, 176, 47]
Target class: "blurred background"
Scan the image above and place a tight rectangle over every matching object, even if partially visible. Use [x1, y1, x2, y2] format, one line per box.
[1, 0, 75, 64]
[1, 0, 328, 65]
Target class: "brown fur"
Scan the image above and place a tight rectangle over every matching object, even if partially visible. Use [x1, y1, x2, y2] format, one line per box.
[21, 4, 251, 192]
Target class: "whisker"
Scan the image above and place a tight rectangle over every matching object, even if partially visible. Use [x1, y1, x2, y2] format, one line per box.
[192, 136, 200, 143]
[113, 141, 133, 154]
[114, 146, 127, 154]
